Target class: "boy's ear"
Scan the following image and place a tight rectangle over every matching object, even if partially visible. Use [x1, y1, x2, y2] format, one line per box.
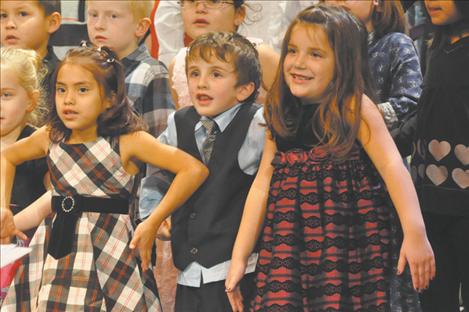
[47, 12, 62, 35]
[236, 82, 256, 103]
[135, 17, 151, 39]
[26, 90, 40, 112]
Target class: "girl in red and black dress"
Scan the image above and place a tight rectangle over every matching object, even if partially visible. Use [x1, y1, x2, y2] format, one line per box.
[225, 4, 435, 312]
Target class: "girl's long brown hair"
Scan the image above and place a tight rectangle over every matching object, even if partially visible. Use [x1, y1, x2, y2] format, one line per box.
[48, 46, 145, 143]
[371, 0, 407, 39]
[265, 4, 374, 160]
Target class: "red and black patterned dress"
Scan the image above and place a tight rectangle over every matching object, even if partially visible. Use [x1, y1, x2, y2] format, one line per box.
[251, 104, 420, 312]
[2, 137, 161, 312]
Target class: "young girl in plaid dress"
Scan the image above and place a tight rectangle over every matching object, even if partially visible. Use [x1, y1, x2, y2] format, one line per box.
[225, 5, 435, 312]
[0, 45, 208, 311]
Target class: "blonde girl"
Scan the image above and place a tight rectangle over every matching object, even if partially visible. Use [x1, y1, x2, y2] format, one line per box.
[0, 47, 48, 302]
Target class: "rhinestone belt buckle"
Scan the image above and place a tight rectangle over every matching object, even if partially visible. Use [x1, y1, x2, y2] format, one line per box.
[61, 196, 75, 213]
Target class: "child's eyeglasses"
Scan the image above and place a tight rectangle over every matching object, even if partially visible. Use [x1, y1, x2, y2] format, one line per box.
[178, 0, 234, 10]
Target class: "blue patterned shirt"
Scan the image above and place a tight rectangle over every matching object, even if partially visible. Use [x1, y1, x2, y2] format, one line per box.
[368, 32, 422, 129]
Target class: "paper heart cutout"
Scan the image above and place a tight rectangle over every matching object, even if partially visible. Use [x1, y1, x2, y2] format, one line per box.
[428, 140, 451, 161]
[426, 164, 448, 186]
[454, 144, 469, 165]
[452, 168, 469, 189]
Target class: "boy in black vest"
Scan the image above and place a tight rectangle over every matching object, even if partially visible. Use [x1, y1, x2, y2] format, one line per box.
[137, 32, 266, 311]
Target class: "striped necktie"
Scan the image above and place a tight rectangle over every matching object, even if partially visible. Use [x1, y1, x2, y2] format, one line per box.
[201, 119, 219, 163]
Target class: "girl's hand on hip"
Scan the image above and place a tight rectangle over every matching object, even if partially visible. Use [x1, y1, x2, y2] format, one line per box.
[129, 218, 158, 271]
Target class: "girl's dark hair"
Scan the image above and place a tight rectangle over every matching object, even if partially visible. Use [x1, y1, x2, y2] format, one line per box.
[370, 0, 407, 39]
[265, 4, 375, 160]
[48, 45, 145, 143]
[233, 0, 244, 9]
[430, 1, 469, 49]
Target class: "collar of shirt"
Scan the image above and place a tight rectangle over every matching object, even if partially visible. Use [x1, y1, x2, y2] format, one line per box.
[43, 45, 59, 72]
[195, 103, 243, 135]
[121, 43, 150, 76]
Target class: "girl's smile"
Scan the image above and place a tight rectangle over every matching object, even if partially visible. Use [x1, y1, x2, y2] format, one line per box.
[283, 24, 335, 104]
[290, 73, 313, 83]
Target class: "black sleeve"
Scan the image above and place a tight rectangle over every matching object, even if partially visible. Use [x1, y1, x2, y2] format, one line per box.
[391, 110, 418, 158]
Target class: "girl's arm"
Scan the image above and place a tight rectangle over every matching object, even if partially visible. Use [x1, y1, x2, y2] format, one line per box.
[122, 131, 209, 270]
[1, 127, 50, 242]
[225, 133, 276, 310]
[1, 191, 53, 242]
[1, 127, 49, 210]
[0, 209, 26, 243]
[14, 191, 53, 231]
[358, 96, 435, 291]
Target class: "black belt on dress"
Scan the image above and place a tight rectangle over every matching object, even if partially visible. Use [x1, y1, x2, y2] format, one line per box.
[48, 195, 129, 259]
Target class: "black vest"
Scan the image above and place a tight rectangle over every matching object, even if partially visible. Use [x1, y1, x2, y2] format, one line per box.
[171, 104, 260, 269]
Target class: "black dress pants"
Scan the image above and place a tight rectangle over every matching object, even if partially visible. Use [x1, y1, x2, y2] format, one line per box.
[420, 212, 469, 312]
[175, 273, 255, 312]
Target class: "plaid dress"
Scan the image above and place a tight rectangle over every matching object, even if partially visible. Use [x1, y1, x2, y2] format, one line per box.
[2, 137, 161, 312]
[251, 105, 420, 311]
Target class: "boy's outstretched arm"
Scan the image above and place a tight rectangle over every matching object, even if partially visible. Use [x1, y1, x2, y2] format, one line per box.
[225, 133, 276, 312]
[124, 131, 209, 270]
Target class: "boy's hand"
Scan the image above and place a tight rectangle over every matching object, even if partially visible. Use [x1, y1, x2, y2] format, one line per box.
[397, 232, 436, 292]
[156, 217, 171, 241]
[129, 219, 158, 271]
[0, 209, 27, 244]
[225, 258, 248, 312]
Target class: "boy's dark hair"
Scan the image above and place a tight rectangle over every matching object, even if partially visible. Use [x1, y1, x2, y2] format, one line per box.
[186, 31, 262, 105]
[48, 44, 146, 143]
[430, 1, 469, 49]
[233, 0, 244, 9]
[37, 0, 61, 16]
[266, 4, 374, 160]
